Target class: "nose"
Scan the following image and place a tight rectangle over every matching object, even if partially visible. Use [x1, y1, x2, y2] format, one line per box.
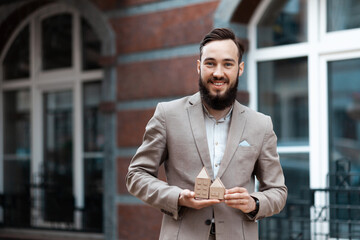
[213, 65, 224, 79]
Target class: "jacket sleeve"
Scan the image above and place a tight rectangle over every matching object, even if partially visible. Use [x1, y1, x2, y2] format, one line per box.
[249, 116, 288, 220]
[125, 103, 183, 220]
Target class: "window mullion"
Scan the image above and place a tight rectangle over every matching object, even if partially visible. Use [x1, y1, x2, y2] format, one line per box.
[72, 11, 84, 230]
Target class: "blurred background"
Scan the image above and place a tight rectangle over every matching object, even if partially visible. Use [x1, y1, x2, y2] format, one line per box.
[0, 0, 359, 239]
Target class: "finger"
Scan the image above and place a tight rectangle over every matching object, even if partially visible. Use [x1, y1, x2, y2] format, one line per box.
[224, 192, 249, 200]
[182, 189, 195, 198]
[194, 199, 221, 208]
[225, 198, 248, 205]
[226, 187, 247, 194]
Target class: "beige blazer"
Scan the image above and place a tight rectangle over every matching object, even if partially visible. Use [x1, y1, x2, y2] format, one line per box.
[126, 92, 287, 240]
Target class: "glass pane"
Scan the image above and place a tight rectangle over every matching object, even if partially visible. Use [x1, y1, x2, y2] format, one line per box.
[84, 157, 103, 232]
[83, 81, 103, 232]
[328, 58, 360, 172]
[83, 81, 104, 152]
[3, 25, 30, 80]
[43, 90, 73, 222]
[327, 0, 360, 32]
[328, 58, 360, 238]
[81, 18, 101, 70]
[3, 90, 31, 155]
[3, 90, 31, 227]
[257, 0, 307, 48]
[258, 57, 308, 146]
[259, 153, 310, 240]
[42, 14, 72, 70]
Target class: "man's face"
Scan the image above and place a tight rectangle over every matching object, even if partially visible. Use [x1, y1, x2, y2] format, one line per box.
[197, 39, 244, 110]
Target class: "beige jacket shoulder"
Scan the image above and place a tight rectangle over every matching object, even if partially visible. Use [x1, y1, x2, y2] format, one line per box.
[126, 92, 287, 240]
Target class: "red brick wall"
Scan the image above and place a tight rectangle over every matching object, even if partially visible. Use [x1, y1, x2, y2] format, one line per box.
[118, 205, 163, 240]
[114, 1, 221, 239]
[111, 1, 220, 54]
[117, 55, 199, 101]
[117, 108, 155, 147]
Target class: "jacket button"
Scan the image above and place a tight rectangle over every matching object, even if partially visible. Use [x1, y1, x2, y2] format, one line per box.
[205, 219, 212, 225]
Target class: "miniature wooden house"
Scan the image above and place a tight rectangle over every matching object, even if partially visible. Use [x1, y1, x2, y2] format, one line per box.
[209, 177, 225, 200]
[194, 167, 211, 199]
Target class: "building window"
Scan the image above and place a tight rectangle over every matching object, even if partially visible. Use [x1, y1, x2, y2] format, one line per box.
[3, 90, 31, 227]
[327, 0, 360, 32]
[258, 57, 308, 146]
[257, 0, 307, 48]
[328, 58, 360, 237]
[249, 0, 310, 239]
[3, 25, 30, 80]
[248, 0, 360, 238]
[42, 14, 72, 70]
[328, 58, 360, 172]
[0, 3, 103, 232]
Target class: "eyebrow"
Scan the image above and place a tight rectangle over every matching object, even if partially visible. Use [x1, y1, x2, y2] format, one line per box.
[203, 57, 236, 63]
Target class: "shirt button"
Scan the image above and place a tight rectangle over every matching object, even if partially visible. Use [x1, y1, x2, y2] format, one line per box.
[215, 142, 218, 146]
[215, 164, 218, 167]
[205, 219, 212, 225]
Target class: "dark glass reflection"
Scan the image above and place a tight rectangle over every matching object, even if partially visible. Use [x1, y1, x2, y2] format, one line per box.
[327, 0, 360, 32]
[84, 157, 103, 231]
[258, 57, 308, 146]
[81, 18, 101, 70]
[259, 153, 310, 240]
[3, 25, 30, 80]
[328, 58, 360, 173]
[83, 81, 104, 152]
[257, 0, 307, 48]
[328, 58, 360, 238]
[43, 90, 73, 222]
[83, 81, 103, 231]
[42, 14, 72, 70]
[3, 90, 31, 227]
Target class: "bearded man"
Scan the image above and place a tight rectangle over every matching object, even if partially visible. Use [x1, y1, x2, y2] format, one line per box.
[126, 28, 287, 240]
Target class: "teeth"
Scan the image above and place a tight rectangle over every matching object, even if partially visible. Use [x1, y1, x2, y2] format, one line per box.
[214, 82, 224, 86]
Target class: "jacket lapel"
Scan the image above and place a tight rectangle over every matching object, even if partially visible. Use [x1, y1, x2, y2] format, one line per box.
[187, 93, 214, 179]
[216, 101, 247, 179]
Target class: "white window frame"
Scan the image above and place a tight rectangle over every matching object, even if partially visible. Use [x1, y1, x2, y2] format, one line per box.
[0, 2, 103, 230]
[248, 0, 360, 239]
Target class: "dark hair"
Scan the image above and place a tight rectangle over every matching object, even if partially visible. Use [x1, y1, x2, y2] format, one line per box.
[199, 28, 245, 63]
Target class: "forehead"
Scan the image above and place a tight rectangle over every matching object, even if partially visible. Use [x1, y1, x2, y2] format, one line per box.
[201, 39, 238, 62]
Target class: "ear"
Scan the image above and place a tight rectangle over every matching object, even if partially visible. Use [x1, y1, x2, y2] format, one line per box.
[238, 61, 244, 77]
[197, 60, 201, 74]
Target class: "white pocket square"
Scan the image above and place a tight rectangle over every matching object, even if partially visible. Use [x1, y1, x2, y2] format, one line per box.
[239, 140, 250, 147]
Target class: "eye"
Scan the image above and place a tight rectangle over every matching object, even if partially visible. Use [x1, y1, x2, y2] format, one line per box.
[224, 62, 234, 67]
[205, 62, 214, 67]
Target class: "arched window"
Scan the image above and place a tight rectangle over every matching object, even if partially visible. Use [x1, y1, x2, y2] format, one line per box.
[0, 2, 103, 232]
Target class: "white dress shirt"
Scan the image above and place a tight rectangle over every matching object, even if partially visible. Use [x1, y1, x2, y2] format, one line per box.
[203, 105, 233, 178]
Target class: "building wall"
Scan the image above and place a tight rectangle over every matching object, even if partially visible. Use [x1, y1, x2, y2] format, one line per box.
[103, 1, 221, 239]
[0, 0, 252, 239]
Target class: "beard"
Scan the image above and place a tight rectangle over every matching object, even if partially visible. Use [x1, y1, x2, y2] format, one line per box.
[199, 72, 239, 110]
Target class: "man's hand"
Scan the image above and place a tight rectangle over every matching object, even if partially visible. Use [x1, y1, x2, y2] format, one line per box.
[178, 189, 220, 209]
[224, 187, 256, 213]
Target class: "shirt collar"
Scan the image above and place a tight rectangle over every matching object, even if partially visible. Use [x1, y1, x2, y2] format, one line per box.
[202, 104, 233, 123]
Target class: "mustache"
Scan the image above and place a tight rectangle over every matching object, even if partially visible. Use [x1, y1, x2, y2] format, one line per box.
[207, 76, 229, 82]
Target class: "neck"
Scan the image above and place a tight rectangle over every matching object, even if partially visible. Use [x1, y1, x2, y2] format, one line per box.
[203, 103, 232, 121]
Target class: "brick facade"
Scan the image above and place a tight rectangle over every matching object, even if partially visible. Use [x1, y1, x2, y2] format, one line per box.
[118, 205, 163, 240]
[117, 55, 199, 101]
[0, 0, 252, 239]
[111, 1, 219, 54]
[117, 108, 155, 147]
[113, 1, 248, 239]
